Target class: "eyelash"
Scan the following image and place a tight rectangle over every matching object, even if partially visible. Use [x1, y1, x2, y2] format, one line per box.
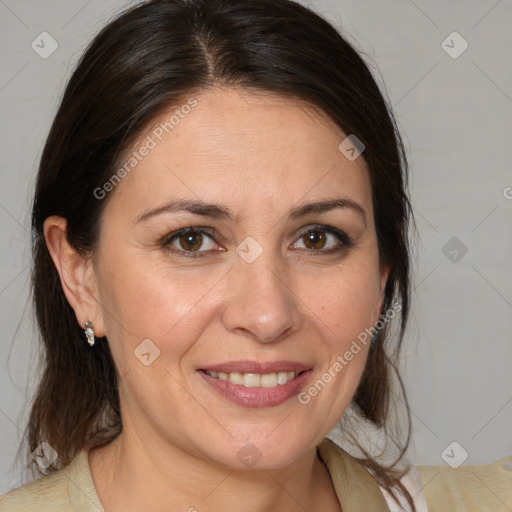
[161, 224, 354, 259]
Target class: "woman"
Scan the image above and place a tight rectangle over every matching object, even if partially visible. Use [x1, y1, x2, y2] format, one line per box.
[1, 0, 510, 510]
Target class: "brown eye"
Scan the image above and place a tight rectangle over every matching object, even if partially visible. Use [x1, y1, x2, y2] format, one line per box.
[292, 225, 353, 253]
[163, 227, 219, 257]
[302, 230, 327, 250]
[178, 231, 203, 251]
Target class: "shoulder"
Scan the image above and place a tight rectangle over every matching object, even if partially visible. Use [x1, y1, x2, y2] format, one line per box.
[417, 455, 512, 511]
[0, 451, 103, 512]
[0, 469, 72, 511]
[319, 438, 512, 512]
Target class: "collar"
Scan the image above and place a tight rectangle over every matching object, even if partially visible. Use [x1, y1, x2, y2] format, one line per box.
[317, 438, 390, 511]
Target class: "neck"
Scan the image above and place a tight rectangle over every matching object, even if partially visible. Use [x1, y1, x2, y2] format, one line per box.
[89, 428, 340, 512]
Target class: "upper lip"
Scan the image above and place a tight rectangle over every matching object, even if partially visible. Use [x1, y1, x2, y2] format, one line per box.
[199, 360, 311, 374]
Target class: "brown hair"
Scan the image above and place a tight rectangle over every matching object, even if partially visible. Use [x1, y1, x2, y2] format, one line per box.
[29, 0, 415, 509]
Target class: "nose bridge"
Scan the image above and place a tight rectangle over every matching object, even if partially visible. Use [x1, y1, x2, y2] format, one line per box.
[222, 241, 302, 343]
[242, 245, 285, 300]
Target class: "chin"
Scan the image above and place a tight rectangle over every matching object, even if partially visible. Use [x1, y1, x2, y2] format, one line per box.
[201, 432, 316, 471]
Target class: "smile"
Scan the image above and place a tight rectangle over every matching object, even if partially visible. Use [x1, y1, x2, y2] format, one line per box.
[198, 362, 312, 408]
[203, 370, 299, 388]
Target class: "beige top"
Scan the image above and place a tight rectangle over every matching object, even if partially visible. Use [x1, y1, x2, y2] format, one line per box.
[1, 438, 511, 511]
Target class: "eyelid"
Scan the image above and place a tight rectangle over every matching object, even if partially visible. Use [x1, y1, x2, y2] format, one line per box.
[161, 225, 216, 243]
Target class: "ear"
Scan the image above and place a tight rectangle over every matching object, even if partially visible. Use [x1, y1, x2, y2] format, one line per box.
[43, 216, 106, 337]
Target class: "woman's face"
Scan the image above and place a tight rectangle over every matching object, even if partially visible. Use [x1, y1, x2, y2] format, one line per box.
[92, 87, 387, 469]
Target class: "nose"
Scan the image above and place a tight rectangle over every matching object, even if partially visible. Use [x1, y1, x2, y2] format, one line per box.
[221, 248, 302, 344]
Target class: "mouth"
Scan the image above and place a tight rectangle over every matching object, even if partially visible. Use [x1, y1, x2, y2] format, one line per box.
[198, 361, 312, 408]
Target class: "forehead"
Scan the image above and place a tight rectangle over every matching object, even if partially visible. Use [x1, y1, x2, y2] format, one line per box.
[105, 87, 373, 219]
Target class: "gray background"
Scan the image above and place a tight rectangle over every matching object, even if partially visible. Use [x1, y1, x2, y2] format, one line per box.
[1, 0, 511, 494]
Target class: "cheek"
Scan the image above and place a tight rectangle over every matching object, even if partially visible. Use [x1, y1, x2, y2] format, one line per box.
[293, 258, 381, 405]
[301, 259, 383, 346]
[296, 291, 376, 426]
[95, 250, 227, 365]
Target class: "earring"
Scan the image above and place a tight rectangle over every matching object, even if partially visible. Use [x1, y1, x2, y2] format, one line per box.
[85, 321, 95, 346]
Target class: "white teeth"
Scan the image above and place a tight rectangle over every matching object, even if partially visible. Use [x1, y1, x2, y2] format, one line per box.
[243, 373, 261, 387]
[229, 372, 243, 385]
[277, 371, 288, 385]
[205, 370, 298, 387]
[261, 373, 278, 387]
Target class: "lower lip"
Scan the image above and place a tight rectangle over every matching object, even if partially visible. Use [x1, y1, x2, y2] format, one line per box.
[198, 370, 312, 408]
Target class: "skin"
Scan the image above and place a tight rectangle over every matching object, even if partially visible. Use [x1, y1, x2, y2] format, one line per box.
[45, 87, 388, 511]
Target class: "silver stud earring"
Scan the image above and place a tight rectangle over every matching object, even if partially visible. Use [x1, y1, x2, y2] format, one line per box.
[85, 321, 95, 346]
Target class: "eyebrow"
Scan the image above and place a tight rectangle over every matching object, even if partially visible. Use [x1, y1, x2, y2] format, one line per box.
[136, 198, 366, 225]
